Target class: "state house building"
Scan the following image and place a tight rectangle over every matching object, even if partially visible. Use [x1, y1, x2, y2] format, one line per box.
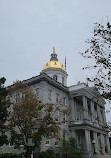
[1, 48, 111, 158]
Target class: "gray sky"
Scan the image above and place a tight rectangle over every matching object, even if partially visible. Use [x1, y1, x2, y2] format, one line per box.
[0, 0, 111, 119]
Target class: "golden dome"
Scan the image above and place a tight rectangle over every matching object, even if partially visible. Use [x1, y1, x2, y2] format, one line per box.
[43, 47, 66, 71]
[43, 60, 65, 71]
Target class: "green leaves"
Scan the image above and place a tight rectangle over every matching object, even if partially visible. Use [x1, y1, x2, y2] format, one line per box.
[60, 137, 84, 158]
[0, 77, 9, 146]
[81, 21, 111, 101]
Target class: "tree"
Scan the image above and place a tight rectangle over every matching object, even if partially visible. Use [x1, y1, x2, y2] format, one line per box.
[8, 81, 60, 158]
[38, 148, 56, 158]
[0, 77, 9, 146]
[59, 137, 84, 158]
[38, 138, 84, 158]
[81, 21, 111, 101]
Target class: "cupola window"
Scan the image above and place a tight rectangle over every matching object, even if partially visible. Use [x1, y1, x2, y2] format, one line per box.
[53, 75, 57, 81]
[62, 77, 64, 85]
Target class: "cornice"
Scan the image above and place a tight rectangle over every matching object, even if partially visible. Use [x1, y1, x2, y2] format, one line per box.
[41, 67, 68, 76]
[69, 122, 109, 134]
[23, 73, 69, 94]
[69, 87, 105, 106]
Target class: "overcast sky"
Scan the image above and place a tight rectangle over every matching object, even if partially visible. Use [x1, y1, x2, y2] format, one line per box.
[0, 0, 111, 120]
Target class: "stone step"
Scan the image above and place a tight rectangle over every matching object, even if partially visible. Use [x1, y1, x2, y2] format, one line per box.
[89, 154, 111, 158]
[97, 155, 111, 158]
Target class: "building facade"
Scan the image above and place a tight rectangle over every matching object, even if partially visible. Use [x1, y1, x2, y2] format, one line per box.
[0, 47, 111, 158]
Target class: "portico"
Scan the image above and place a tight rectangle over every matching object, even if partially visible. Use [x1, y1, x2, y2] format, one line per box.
[69, 84, 111, 157]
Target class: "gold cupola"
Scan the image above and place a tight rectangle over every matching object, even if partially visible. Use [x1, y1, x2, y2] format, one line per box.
[43, 47, 65, 71]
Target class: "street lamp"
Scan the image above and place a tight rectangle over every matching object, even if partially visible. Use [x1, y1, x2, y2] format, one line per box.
[92, 140, 96, 154]
[31, 151, 34, 158]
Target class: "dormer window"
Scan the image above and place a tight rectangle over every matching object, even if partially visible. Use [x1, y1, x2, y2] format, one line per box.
[53, 75, 57, 81]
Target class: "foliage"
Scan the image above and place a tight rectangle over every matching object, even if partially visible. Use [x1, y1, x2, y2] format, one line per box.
[0, 77, 9, 146]
[8, 81, 60, 157]
[37, 138, 84, 158]
[38, 138, 84, 158]
[0, 153, 21, 158]
[81, 21, 111, 101]
[59, 137, 84, 158]
[38, 151, 51, 158]
[38, 148, 56, 158]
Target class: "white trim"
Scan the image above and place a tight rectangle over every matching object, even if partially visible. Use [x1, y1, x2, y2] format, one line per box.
[20, 144, 24, 148]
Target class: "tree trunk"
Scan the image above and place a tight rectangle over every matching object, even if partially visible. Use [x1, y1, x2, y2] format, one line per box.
[25, 146, 32, 158]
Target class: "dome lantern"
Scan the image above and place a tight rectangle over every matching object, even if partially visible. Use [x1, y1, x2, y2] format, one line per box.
[43, 47, 65, 71]
[50, 47, 58, 61]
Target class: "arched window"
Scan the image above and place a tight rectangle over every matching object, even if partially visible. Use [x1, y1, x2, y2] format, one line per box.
[53, 75, 57, 81]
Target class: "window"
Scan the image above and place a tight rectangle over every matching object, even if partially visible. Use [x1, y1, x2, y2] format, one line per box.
[94, 103, 97, 110]
[55, 110, 59, 122]
[63, 113, 67, 123]
[55, 140, 59, 146]
[94, 103, 98, 122]
[63, 130, 66, 139]
[15, 92, 20, 103]
[35, 88, 39, 98]
[46, 139, 50, 146]
[100, 106, 103, 121]
[63, 97, 66, 106]
[48, 89, 51, 100]
[53, 75, 57, 81]
[62, 77, 64, 85]
[56, 93, 59, 103]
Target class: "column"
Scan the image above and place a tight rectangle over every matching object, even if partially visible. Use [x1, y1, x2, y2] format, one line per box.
[85, 130, 91, 154]
[73, 98, 77, 121]
[83, 96, 88, 120]
[100, 134, 105, 154]
[97, 105, 101, 126]
[106, 135, 111, 154]
[91, 101, 94, 123]
[93, 132, 99, 154]
[71, 98, 75, 121]
[103, 108, 106, 123]
[71, 130, 76, 138]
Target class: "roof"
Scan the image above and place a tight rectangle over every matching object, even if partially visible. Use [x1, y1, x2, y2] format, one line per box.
[23, 73, 69, 93]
